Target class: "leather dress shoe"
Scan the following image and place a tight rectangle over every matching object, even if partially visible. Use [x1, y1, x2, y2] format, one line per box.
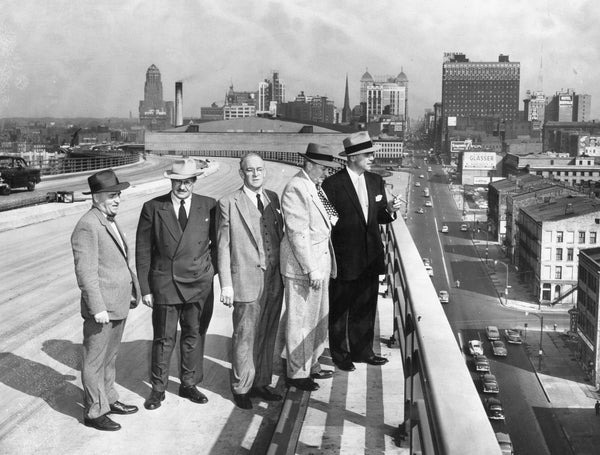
[335, 361, 356, 372]
[233, 393, 253, 409]
[310, 370, 334, 380]
[249, 386, 282, 401]
[362, 355, 389, 366]
[286, 377, 319, 392]
[84, 414, 121, 431]
[144, 390, 165, 410]
[179, 385, 208, 404]
[109, 400, 138, 415]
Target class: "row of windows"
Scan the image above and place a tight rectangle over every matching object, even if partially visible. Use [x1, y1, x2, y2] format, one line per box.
[547, 170, 598, 177]
[578, 292, 598, 318]
[555, 231, 597, 244]
[578, 313, 596, 341]
[555, 248, 575, 261]
[580, 266, 600, 290]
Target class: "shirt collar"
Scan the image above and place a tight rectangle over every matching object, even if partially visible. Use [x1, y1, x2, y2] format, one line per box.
[171, 192, 191, 207]
[242, 185, 263, 200]
[346, 166, 364, 183]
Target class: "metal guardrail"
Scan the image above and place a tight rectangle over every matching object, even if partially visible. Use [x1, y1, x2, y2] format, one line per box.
[383, 218, 502, 454]
[36, 154, 139, 176]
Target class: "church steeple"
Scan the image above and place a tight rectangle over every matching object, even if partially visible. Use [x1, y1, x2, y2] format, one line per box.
[342, 73, 352, 124]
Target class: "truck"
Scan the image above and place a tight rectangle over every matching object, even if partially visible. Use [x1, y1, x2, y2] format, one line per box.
[423, 187, 429, 197]
[0, 156, 41, 195]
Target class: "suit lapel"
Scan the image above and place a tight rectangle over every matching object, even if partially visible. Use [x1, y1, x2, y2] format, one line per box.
[93, 209, 127, 258]
[299, 173, 330, 227]
[340, 169, 366, 225]
[158, 196, 182, 241]
[234, 188, 261, 249]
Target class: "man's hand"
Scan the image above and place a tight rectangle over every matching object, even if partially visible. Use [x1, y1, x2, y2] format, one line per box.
[94, 310, 109, 324]
[308, 270, 325, 290]
[386, 196, 404, 213]
[142, 294, 154, 308]
[220, 286, 234, 307]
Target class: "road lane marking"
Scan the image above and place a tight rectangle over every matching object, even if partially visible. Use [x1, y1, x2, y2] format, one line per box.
[433, 217, 450, 286]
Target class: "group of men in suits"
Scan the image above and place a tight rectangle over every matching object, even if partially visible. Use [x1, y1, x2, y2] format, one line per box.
[70, 130, 402, 429]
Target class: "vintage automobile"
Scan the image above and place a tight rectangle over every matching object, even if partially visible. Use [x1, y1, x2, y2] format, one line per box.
[438, 290, 449, 304]
[486, 325, 501, 341]
[468, 340, 484, 356]
[481, 373, 499, 394]
[473, 354, 490, 372]
[505, 329, 523, 345]
[491, 340, 508, 357]
[0, 156, 41, 194]
[485, 398, 505, 420]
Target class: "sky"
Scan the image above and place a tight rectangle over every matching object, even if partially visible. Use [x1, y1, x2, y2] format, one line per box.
[1, 0, 599, 120]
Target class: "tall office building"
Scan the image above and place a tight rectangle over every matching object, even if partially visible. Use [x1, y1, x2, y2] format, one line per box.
[523, 90, 547, 130]
[442, 53, 520, 121]
[139, 64, 173, 130]
[258, 71, 285, 115]
[359, 69, 408, 134]
[545, 89, 592, 122]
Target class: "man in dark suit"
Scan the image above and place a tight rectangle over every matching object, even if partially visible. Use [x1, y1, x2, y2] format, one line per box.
[136, 158, 216, 410]
[217, 153, 284, 409]
[322, 131, 402, 372]
[71, 169, 141, 431]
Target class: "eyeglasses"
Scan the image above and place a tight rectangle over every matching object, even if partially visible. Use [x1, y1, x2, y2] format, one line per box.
[243, 167, 264, 175]
[173, 179, 195, 187]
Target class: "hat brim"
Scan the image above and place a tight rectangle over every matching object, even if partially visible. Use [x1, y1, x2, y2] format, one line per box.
[163, 169, 205, 179]
[82, 181, 130, 195]
[299, 152, 344, 169]
[339, 144, 380, 157]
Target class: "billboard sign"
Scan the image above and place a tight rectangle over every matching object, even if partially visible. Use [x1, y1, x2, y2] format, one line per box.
[447, 116, 457, 127]
[451, 139, 473, 152]
[462, 151, 496, 170]
[579, 136, 600, 156]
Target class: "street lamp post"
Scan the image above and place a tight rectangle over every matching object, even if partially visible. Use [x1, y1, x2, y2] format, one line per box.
[494, 260, 509, 305]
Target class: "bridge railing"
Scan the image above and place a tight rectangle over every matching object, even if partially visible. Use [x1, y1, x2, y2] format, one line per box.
[383, 218, 502, 454]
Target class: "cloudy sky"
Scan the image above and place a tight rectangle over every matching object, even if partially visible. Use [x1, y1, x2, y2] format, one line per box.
[1, 0, 598, 120]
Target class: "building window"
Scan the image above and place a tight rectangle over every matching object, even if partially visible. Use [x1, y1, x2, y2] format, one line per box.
[556, 248, 563, 261]
[555, 266, 562, 279]
[557, 231, 564, 243]
[591, 232, 597, 244]
[579, 231, 586, 244]
[567, 248, 574, 261]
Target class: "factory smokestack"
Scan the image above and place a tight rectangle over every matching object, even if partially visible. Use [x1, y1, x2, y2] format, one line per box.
[175, 81, 183, 126]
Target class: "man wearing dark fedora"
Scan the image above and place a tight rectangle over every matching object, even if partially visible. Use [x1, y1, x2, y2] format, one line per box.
[280, 143, 342, 391]
[322, 131, 402, 372]
[71, 169, 141, 431]
[136, 158, 216, 410]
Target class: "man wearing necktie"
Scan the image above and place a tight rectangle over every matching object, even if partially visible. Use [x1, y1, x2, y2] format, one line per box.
[322, 132, 402, 372]
[217, 153, 284, 409]
[280, 143, 342, 392]
[71, 169, 141, 431]
[136, 158, 217, 410]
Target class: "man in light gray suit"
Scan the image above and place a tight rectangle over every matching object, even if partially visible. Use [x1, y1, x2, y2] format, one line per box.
[280, 144, 342, 391]
[217, 153, 284, 409]
[71, 169, 141, 431]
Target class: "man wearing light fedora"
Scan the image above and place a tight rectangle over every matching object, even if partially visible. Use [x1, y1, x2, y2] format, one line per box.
[280, 143, 342, 392]
[136, 158, 217, 410]
[322, 131, 402, 372]
[71, 169, 141, 431]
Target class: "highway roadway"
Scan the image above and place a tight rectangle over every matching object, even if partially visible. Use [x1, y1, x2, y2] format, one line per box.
[403, 155, 572, 455]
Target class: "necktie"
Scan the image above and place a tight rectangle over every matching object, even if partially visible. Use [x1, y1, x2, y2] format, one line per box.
[357, 175, 369, 221]
[106, 215, 115, 222]
[178, 199, 188, 231]
[316, 184, 338, 218]
[256, 193, 264, 214]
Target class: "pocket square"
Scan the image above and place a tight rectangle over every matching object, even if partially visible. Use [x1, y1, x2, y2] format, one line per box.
[205, 218, 209, 222]
[375, 194, 383, 202]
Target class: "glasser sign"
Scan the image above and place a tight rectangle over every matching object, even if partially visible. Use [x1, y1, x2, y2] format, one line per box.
[462, 152, 496, 170]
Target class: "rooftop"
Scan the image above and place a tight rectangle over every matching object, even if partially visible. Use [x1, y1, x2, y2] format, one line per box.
[162, 117, 340, 134]
[580, 247, 600, 263]
[521, 195, 600, 222]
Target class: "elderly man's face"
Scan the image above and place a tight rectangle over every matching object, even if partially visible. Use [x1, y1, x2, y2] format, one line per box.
[350, 152, 375, 174]
[240, 155, 265, 191]
[305, 161, 329, 186]
[93, 191, 121, 217]
[171, 178, 195, 200]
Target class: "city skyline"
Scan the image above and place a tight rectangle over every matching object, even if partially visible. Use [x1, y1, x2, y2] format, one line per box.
[1, 0, 598, 120]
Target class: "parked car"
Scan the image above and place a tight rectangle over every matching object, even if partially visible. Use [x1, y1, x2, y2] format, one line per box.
[505, 329, 522, 345]
[486, 325, 501, 341]
[424, 264, 433, 277]
[425, 200, 432, 207]
[485, 398, 505, 420]
[473, 354, 490, 372]
[438, 290, 449, 304]
[460, 224, 468, 232]
[415, 181, 421, 187]
[491, 340, 508, 357]
[427, 166, 432, 172]
[496, 432, 514, 455]
[419, 174, 425, 179]
[468, 340, 483, 356]
[481, 373, 499, 394]
[417, 208, 424, 214]
[422, 257, 431, 266]
[441, 225, 449, 233]
[0, 156, 41, 194]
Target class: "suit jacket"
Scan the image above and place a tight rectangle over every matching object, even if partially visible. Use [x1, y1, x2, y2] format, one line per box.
[217, 187, 283, 302]
[136, 192, 217, 305]
[322, 168, 394, 281]
[280, 170, 337, 280]
[71, 207, 141, 320]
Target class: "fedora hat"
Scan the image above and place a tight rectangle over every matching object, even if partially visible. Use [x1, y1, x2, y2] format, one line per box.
[82, 169, 130, 195]
[299, 143, 343, 169]
[163, 158, 205, 179]
[339, 131, 380, 157]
